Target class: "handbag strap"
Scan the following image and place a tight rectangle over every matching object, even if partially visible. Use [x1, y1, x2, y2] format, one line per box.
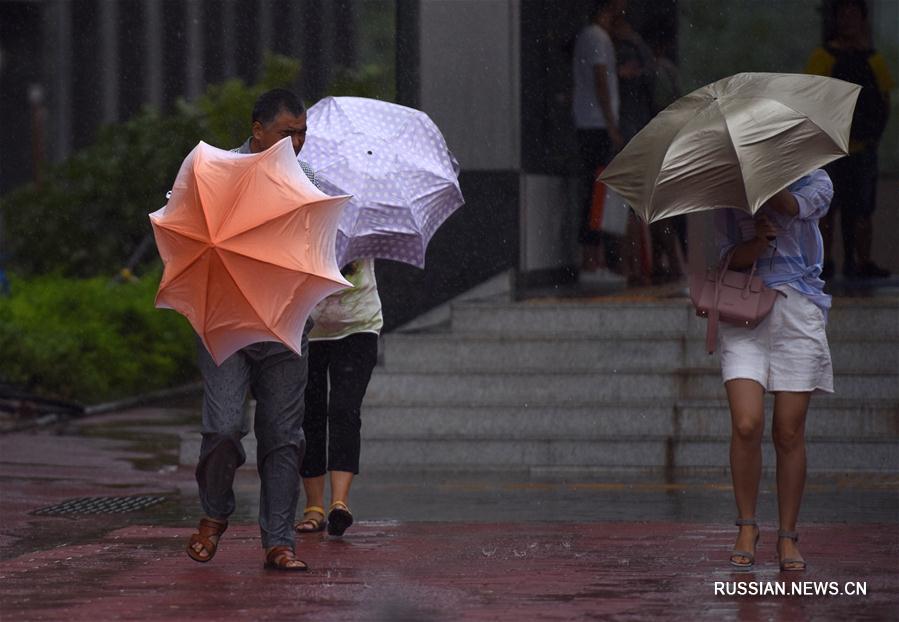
[706, 253, 729, 354]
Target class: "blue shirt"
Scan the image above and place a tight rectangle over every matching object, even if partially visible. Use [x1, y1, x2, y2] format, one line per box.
[714, 169, 834, 315]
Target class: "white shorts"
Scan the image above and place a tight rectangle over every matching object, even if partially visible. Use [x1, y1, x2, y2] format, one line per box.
[719, 286, 834, 394]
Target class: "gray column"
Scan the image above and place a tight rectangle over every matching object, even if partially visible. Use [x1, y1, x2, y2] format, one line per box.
[301, 0, 327, 99]
[284, 0, 303, 59]
[419, 0, 520, 170]
[99, 0, 118, 124]
[45, 0, 72, 160]
[185, 0, 204, 99]
[259, 0, 273, 63]
[334, 0, 356, 69]
[222, 0, 237, 78]
[143, 0, 163, 109]
[396, 0, 420, 108]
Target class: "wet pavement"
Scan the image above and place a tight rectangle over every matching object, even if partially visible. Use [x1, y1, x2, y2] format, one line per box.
[1, 406, 897, 621]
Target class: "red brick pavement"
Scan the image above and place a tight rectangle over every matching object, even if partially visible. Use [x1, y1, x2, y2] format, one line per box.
[1, 521, 897, 621]
[1, 409, 897, 621]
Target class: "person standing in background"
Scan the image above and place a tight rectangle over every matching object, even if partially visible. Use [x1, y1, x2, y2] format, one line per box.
[646, 25, 687, 284]
[612, 10, 656, 286]
[805, 0, 894, 280]
[571, 0, 627, 278]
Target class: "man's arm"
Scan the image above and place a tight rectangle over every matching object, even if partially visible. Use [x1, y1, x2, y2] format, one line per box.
[593, 65, 624, 150]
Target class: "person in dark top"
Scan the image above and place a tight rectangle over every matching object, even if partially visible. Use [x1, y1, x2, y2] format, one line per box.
[805, 0, 894, 279]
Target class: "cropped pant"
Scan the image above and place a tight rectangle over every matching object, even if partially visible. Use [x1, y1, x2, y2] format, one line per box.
[300, 332, 378, 477]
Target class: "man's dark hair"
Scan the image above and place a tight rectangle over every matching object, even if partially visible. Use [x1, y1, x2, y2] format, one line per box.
[252, 88, 305, 126]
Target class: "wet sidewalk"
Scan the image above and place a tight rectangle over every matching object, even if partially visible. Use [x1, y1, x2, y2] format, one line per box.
[1, 407, 897, 621]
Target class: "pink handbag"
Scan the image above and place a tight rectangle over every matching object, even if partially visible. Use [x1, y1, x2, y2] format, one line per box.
[689, 251, 783, 354]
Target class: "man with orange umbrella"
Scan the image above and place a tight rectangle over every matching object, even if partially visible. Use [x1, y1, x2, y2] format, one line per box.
[181, 89, 332, 572]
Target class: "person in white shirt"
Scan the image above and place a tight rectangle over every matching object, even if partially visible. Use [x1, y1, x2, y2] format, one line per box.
[572, 0, 627, 274]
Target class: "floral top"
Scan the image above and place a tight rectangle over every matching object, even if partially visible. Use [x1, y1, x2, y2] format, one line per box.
[309, 258, 383, 340]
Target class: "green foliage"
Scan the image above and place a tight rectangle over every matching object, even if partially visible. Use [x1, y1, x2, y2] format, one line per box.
[330, 2, 397, 102]
[1, 111, 201, 277]
[1, 53, 301, 278]
[328, 63, 397, 102]
[0, 46, 399, 403]
[0, 270, 197, 403]
[0, 54, 303, 402]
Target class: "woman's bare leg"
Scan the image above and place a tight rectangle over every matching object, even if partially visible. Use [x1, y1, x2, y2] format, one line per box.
[725, 379, 766, 562]
[330, 470, 354, 507]
[772, 391, 811, 568]
[299, 475, 326, 527]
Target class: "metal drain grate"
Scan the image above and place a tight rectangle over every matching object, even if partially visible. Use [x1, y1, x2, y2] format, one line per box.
[32, 495, 167, 516]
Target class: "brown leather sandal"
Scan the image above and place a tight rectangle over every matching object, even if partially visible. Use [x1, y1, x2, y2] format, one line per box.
[264, 546, 309, 572]
[186, 517, 228, 563]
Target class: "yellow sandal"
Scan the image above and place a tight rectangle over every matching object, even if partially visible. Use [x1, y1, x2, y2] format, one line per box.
[295, 505, 327, 533]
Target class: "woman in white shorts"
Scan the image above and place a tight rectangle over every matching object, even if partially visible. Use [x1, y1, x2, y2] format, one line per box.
[714, 169, 834, 572]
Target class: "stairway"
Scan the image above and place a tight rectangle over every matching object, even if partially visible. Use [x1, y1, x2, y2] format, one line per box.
[361, 293, 899, 474]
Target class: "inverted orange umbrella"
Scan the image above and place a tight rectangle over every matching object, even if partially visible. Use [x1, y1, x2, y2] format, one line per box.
[149, 137, 351, 365]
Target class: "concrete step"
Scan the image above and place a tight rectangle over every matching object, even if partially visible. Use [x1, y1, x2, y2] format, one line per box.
[384, 333, 687, 371]
[449, 298, 899, 338]
[676, 399, 899, 437]
[450, 300, 694, 336]
[382, 332, 899, 372]
[177, 397, 898, 471]
[179, 428, 899, 473]
[358, 437, 899, 472]
[827, 298, 899, 336]
[361, 400, 899, 440]
[177, 285, 898, 474]
[364, 369, 899, 404]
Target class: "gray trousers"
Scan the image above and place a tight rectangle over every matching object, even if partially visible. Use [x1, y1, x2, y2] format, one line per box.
[195, 327, 310, 549]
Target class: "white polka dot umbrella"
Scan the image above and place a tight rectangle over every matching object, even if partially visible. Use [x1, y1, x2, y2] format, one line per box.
[303, 96, 464, 269]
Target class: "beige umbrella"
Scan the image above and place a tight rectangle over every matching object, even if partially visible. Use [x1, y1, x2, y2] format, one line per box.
[598, 72, 860, 223]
